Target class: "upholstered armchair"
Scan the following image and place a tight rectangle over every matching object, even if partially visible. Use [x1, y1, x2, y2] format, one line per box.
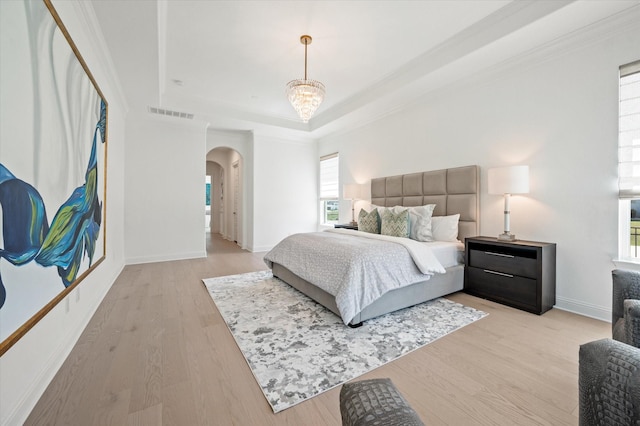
[578, 269, 640, 425]
[612, 269, 640, 348]
[579, 339, 640, 425]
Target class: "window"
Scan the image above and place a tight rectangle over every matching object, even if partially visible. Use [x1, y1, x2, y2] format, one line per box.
[618, 60, 640, 259]
[320, 153, 339, 224]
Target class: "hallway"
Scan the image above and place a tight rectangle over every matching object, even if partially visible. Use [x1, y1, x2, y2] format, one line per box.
[205, 232, 266, 271]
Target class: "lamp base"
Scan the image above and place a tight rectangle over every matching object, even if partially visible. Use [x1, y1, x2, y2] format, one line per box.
[349, 220, 358, 227]
[497, 232, 517, 241]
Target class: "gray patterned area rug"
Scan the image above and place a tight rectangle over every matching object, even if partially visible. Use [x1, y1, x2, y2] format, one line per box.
[202, 270, 487, 413]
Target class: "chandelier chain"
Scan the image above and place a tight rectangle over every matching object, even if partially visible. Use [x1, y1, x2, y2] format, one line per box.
[304, 39, 308, 80]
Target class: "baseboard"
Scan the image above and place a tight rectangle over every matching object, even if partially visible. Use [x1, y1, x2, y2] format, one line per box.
[126, 251, 206, 265]
[554, 296, 610, 323]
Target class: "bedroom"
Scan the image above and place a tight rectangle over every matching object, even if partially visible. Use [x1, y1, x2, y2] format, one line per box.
[1, 0, 639, 424]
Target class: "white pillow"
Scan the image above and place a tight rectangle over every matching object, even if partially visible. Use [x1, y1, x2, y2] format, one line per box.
[373, 204, 436, 241]
[431, 214, 460, 242]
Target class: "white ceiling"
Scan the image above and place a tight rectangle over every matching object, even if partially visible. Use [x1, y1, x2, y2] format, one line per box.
[91, 0, 640, 139]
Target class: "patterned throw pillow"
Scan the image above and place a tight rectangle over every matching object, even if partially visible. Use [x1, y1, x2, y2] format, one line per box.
[358, 208, 380, 234]
[380, 209, 410, 238]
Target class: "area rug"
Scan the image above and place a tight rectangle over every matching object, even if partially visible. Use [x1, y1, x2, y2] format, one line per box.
[202, 270, 487, 413]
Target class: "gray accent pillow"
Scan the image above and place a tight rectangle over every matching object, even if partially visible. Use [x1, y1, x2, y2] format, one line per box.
[380, 209, 410, 238]
[358, 208, 380, 234]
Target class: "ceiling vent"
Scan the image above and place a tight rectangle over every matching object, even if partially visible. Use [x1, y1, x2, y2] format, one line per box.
[147, 106, 194, 120]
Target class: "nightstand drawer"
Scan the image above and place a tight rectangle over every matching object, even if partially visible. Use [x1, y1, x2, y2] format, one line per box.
[465, 237, 556, 315]
[466, 267, 537, 309]
[468, 248, 537, 279]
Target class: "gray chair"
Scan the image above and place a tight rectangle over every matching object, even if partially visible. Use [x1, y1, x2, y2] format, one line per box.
[339, 378, 424, 426]
[578, 269, 640, 425]
[579, 339, 640, 425]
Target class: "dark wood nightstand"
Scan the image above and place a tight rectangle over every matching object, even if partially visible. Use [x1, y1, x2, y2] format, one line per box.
[334, 223, 358, 230]
[464, 236, 556, 315]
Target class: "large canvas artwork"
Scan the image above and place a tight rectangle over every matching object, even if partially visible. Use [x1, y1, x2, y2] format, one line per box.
[0, 0, 108, 355]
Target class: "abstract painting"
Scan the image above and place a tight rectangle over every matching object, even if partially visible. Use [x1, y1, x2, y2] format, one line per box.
[0, 0, 108, 355]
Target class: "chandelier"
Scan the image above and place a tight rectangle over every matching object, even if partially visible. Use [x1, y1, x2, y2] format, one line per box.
[286, 35, 325, 123]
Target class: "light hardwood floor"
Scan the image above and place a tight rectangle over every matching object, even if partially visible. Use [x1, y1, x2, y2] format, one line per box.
[26, 233, 610, 425]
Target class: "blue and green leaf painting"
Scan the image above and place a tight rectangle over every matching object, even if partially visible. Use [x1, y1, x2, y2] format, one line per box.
[0, 100, 106, 309]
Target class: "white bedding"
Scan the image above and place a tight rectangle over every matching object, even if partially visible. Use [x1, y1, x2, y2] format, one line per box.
[264, 229, 455, 325]
[325, 228, 446, 274]
[328, 228, 463, 268]
[424, 240, 465, 268]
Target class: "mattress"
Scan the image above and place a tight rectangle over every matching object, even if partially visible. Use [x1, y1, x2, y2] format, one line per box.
[425, 241, 465, 268]
[264, 230, 460, 324]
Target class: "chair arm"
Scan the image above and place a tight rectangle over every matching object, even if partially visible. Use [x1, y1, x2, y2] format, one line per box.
[340, 378, 424, 426]
[624, 299, 640, 348]
[579, 338, 640, 426]
[612, 269, 640, 328]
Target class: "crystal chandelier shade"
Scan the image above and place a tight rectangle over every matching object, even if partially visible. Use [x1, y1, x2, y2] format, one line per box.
[286, 35, 325, 123]
[286, 79, 325, 123]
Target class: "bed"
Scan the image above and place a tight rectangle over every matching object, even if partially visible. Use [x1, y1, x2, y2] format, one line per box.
[265, 165, 479, 326]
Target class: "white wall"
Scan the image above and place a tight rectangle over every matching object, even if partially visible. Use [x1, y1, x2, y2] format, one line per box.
[125, 115, 208, 263]
[0, 1, 127, 424]
[206, 130, 318, 253]
[319, 18, 640, 321]
[252, 134, 318, 252]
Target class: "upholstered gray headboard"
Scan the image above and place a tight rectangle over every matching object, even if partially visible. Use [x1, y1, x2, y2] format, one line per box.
[370, 165, 479, 242]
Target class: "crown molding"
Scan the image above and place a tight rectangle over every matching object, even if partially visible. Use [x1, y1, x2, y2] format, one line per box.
[434, 3, 640, 102]
[310, 0, 576, 131]
[316, 3, 640, 142]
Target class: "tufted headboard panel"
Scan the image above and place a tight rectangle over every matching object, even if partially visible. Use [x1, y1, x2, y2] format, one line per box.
[370, 165, 479, 241]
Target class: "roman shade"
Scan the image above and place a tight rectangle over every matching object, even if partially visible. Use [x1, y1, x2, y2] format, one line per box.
[618, 60, 640, 199]
[320, 153, 339, 200]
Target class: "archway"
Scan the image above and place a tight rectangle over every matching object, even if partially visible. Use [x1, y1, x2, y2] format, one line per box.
[206, 146, 243, 250]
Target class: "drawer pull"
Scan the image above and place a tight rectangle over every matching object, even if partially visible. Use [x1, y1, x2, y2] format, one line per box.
[484, 251, 514, 258]
[483, 269, 514, 278]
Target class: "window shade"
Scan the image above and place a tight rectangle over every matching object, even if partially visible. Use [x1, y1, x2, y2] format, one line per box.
[320, 153, 339, 200]
[619, 60, 640, 198]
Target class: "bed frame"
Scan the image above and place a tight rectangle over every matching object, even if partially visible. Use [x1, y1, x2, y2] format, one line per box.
[272, 165, 479, 325]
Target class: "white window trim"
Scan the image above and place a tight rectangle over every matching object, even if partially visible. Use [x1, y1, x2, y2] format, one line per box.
[617, 59, 640, 261]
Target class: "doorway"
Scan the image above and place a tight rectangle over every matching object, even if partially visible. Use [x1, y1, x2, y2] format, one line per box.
[232, 161, 239, 243]
[205, 147, 243, 252]
[205, 161, 223, 236]
[205, 174, 211, 232]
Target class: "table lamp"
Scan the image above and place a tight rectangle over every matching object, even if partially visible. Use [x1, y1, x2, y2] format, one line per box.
[343, 184, 364, 226]
[487, 165, 529, 241]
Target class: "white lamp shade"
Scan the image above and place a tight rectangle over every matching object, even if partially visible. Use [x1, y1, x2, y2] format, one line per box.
[488, 165, 530, 195]
[343, 183, 366, 200]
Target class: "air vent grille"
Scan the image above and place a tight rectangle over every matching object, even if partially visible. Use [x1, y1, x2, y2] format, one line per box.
[147, 106, 194, 120]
